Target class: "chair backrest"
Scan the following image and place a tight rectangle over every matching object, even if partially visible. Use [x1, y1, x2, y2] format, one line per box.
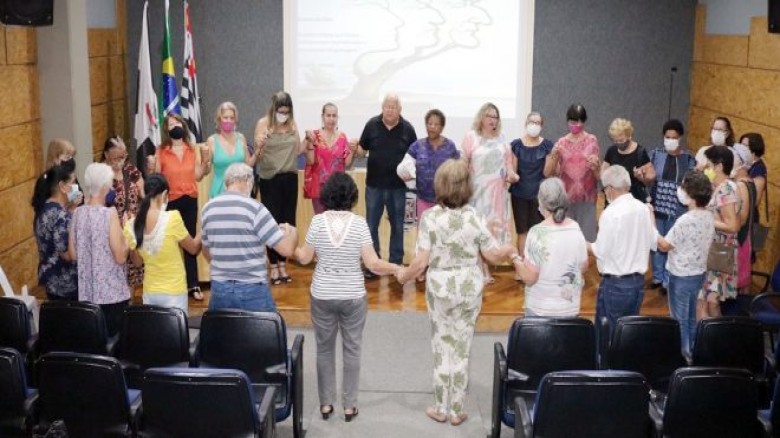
[506, 317, 596, 392]
[533, 370, 650, 438]
[38, 301, 109, 355]
[607, 316, 685, 391]
[663, 367, 761, 438]
[0, 297, 31, 353]
[772, 260, 780, 293]
[692, 316, 764, 374]
[198, 310, 288, 384]
[118, 305, 189, 369]
[142, 367, 261, 437]
[0, 347, 30, 422]
[37, 352, 132, 436]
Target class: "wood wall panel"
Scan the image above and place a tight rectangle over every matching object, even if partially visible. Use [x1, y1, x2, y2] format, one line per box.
[4, 27, 36, 65]
[749, 17, 780, 71]
[0, 238, 39, 293]
[87, 29, 116, 58]
[0, 180, 35, 254]
[91, 103, 109, 155]
[0, 65, 38, 129]
[0, 123, 39, 191]
[89, 56, 110, 106]
[0, 26, 6, 65]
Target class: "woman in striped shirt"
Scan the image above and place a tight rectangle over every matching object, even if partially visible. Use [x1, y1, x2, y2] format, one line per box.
[294, 172, 401, 422]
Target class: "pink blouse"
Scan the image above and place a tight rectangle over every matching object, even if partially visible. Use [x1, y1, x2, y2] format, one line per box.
[555, 133, 600, 203]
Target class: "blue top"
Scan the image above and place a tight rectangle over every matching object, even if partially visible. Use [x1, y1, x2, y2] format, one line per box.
[35, 202, 77, 298]
[407, 137, 460, 202]
[509, 138, 554, 199]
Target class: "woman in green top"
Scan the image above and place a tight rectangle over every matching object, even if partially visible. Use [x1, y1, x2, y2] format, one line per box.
[206, 102, 254, 198]
[253, 91, 306, 284]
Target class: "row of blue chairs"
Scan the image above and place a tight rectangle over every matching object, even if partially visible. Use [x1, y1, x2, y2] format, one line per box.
[491, 315, 775, 438]
[0, 300, 304, 437]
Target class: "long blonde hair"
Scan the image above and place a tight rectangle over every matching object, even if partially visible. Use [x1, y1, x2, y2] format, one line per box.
[471, 102, 501, 136]
[45, 139, 75, 169]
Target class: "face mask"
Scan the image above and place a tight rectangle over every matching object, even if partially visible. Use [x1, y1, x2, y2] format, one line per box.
[710, 130, 726, 146]
[169, 126, 185, 140]
[105, 188, 117, 206]
[616, 141, 630, 151]
[676, 187, 691, 206]
[664, 138, 679, 152]
[703, 167, 716, 182]
[526, 123, 542, 138]
[568, 123, 583, 135]
[67, 183, 80, 202]
[220, 120, 235, 133]
[275, 112, 289, 124]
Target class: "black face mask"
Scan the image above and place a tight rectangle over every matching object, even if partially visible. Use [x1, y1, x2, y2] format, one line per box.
[169, 126, 185, 140]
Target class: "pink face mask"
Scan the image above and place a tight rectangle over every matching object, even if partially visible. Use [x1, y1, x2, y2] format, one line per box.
[220, 120, 235, 133]
[568, 122, 584, 135]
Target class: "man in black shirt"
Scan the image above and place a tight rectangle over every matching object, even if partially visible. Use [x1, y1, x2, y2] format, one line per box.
[354, 94, 417, 271]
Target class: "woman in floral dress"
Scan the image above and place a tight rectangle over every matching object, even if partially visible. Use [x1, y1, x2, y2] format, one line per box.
[460, 103, 518, 283]
[698, 146, 741, 319]
[398, 159, 515, 426]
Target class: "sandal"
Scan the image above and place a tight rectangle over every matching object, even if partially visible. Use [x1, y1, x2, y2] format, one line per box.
[279, 262, 293, 283]
[425, 406, 446, 423]
[320, 404, 333, 420]
[344, 407, 359, 422]
[270, 264, 282, 285]
[189, 287, 204, 301]
[449, 412, 468, 426]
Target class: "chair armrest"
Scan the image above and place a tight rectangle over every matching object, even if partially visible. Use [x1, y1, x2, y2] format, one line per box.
[256, 387, 276, 434]
[507, 369, 530, 383]
[758, 410, 772, 438]
[290, 334, 304, 438]
[682, 350, 692, 366]
[129, 393, 142, 436]
[107, 333, 120, 356]
[491, 342, 507, 438]
[649, 399, 665, 438]
[514, 396, 532, 438]
[189, 333, 200, 366]
[291, 334, 304, 368]
[598, 316, 610, 369]
[264, 363, 288, 382]
[495, 342, 507, 381]
[752, 271, 771, 294]
[26, 334, 38, 354]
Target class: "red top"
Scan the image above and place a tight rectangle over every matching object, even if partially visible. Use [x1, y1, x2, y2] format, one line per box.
[158, 145, 198, 201]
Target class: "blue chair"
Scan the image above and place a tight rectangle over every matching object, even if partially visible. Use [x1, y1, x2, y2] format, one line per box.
[0, 297, 35, 384]
[0, 347, 37, 436]
[750, 261, 780, 350]
[491, 317, 596, 438]
[141, 367, 276, 437]
[650, 367, 763, 438]
[194, 310, 304, 438]
[116, 305, 191, 389]
[35, 352, 141, 437]
[514, 370, 651, 438]
[758, 376, 780, 437]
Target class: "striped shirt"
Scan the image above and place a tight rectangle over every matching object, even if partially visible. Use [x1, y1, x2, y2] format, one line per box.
[201, 191, 284, 283]
[305, 211, 373, 300]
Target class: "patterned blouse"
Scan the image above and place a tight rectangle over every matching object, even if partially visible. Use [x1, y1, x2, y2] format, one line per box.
[555, 133, 600, 203]
[34, 202, 77, 299]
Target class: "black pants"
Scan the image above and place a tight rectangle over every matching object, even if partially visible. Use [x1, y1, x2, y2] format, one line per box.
[167, 195, 199, 289]
[258, 172, 298, 264]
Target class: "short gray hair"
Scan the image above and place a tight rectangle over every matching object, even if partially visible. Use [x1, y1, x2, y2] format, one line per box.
[537, 177, 569, 223]
[382, 93, 401, 108]
[601, 165, 631, 190]
[82, 162, 114, 197]
[223, 163, 254, 187]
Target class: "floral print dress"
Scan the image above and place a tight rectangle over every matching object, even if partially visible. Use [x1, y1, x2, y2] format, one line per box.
[113, 163, 144, 288]
[417, 204, 498, 416]
[703, 180, 740, 300]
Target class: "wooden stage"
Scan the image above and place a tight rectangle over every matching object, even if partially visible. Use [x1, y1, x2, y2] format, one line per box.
[186, 259, 671, 333]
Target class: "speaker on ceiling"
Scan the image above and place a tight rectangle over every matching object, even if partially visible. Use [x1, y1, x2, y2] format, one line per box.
[0, 0, 53, 27]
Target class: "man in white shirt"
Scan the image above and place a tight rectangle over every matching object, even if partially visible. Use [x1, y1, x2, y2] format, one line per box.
[588, 165, 657, 342]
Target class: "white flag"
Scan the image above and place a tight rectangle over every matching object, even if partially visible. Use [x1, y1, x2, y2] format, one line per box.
[133, 0, 160, 175]
[181, 0, 202, 143]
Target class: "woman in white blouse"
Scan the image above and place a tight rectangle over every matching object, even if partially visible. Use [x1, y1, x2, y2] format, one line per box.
[294, 172, 401, 422]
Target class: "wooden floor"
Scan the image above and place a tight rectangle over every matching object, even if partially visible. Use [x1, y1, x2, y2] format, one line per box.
[184, 258, 671, 333]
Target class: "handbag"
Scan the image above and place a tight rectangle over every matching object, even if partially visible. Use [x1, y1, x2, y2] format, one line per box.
[707, 240, 737, 275]
[751, 185, 770, 252]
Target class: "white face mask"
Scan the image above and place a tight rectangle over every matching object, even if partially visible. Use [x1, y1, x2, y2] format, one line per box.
[275, 112, 289, 124]
[67, 183, 80, 202]
[710, 130, 726, 146]
[664, 138, 679, 152]
[676, 186, 691, 206]
[526, 122, 542, 138]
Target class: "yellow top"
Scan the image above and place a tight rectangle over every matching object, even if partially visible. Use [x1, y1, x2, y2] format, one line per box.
[123, 210, 189, 295]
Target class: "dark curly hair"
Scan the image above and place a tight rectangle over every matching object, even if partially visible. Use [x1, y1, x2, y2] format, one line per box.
[681, 170, 713, 208]
[704, 145, 734, 176]
[320, 172, 358, 211]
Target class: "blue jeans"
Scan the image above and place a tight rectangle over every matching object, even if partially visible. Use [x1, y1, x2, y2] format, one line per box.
[668, 273, 705, 356]
[365, 186, 406, 264]
[209, 280, 276, 312]
[651, 216, 678, 286]
[596, 273, 645, 350]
